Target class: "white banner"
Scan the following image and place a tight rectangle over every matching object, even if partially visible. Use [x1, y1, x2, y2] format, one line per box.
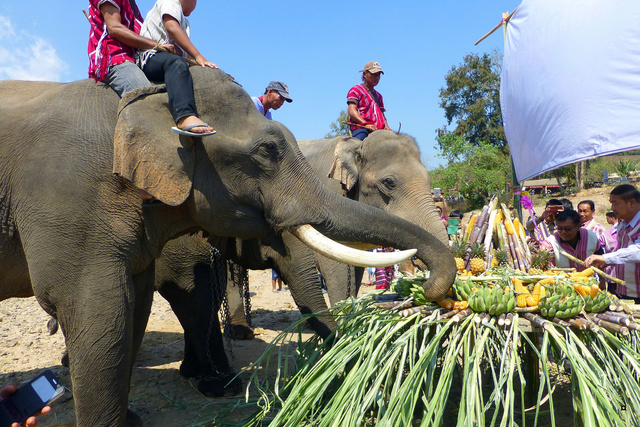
[501, 0, 640, 182]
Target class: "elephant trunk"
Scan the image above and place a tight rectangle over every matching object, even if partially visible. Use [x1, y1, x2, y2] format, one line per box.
[307, 197, 456, 301]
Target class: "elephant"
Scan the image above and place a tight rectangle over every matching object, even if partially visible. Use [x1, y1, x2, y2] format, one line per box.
[153, 131, 452, 387]
[0, 66, 455, 426]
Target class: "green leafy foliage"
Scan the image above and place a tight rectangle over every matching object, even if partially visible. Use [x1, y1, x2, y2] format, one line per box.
[437, 50, 505, 150]
[431, 136, 510, 209]
[325, 110, 351, 139]
[614, 159, 639, 177]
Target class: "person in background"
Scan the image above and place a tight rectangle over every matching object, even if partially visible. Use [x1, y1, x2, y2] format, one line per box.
[559, 198, 574, 211]
[136, 0, 217, 136]
[586, 184, 640, 304]
[603, 211, 618, 253]
[526, 198, 565, 240]
[346, 61, 390, 141]
[87, 0, 158, 97]
[374, 247, 394, 290]
[436, 206, 447, 225]
[0, 382, 51, 426]
[578, 200, 606, 245]
[252, 81, 293, 119]
[540, 210, 602, 271]
[272, 269, 283, 292]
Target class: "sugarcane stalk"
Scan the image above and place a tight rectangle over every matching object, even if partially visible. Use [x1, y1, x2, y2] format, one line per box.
[509, 233, 527, 272]
[505, 312, 513, 326]
[469, 206, 489, 246]
[567, 317, 593, 331]
[481, 313, 492, 324]
[399, 306, 422, 318]
[450, 307, 473, 323]
[497, 313, 506, 326]
[440, 309, 460, 320]
[523, 312, 553, 330]
[485, 241, 494, 270]
[463, 214, 477, 242]
[495, 223, 512, 267]
[552, 317, 572, 328]
[483, 205, 499, 254]
[374, 301, 413, 310]
[557, 249, 626, 287]
[586, 313, 629, 335]
[595, 312, 633, 327]
[501, 223, 520, 270]
[502, 203, 530, 269]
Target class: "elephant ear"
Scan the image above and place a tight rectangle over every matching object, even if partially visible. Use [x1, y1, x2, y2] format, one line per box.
[113, 85, 195, 206]
[328, 136, 363, 191]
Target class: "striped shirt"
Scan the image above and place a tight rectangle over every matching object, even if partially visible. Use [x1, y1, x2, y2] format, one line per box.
[542, 228, 599, 271]
[87, 0, 143, 82]
[582, 218, 606, 248]
[603, 209, 640, 298]
[346, 84, 386, 131]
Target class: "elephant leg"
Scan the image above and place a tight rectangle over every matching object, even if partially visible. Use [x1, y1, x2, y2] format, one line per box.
[54, 273, 139, 426]
[316, 254, 360, 306]
[157, 252, 241, 397]
[226, 261, 254, 340]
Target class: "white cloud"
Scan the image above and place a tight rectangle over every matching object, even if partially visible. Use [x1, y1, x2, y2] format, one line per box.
[0, 15, 68, 82]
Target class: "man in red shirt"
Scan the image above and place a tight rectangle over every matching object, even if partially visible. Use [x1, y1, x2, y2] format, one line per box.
[88, 0, 170, 97]
[346, 61, 390, 140]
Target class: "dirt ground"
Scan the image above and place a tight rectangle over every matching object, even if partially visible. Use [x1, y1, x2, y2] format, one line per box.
[0, 269, 320, 426]
[0, 187, 610, 426]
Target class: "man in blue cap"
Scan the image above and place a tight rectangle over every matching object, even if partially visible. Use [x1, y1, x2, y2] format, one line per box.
[252, 81, 293, 120]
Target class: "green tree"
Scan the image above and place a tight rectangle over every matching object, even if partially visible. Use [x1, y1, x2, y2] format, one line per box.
[437, 50, 506, 151]
[325, 110, 351, 138]
[430, 138, 511, 209]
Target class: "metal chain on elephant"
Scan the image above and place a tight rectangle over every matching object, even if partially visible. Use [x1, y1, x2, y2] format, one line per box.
[203, 247, 235, 379]
[241, 266, 252, 327]
[347, 265, 352, 299]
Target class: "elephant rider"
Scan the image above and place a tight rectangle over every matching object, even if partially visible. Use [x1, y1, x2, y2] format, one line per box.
[346, 61, 390, 141]
[136, 0, 217, 136]
[540, 209, 602, 272]
[87, 0, 156, 96]
[252, 81, 293, 120]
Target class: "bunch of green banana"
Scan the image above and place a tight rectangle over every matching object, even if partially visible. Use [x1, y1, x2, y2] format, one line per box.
[468, 285, 516, 315]
[583, 290, 611, 313]
[410, 282, 428, 306]
[539, 285, 584, 318]
[452, 278, 473, 301]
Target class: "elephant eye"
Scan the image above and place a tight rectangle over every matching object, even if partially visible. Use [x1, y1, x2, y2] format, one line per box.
[382, 176, 396, 188]
[266, 141, 276, 150]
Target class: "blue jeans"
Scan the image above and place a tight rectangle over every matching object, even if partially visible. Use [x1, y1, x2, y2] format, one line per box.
[352, 128, 369, 141]
[140, 52, 198, 124]
[104, 61, 151, 98]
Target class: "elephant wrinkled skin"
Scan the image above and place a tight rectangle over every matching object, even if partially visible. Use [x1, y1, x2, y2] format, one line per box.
[0, 68, 454, 426]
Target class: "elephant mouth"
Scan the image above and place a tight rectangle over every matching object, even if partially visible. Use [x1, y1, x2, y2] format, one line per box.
[290, 224, 416, 267]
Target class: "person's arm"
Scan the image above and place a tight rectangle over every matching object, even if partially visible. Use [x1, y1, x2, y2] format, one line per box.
[162, 15, 218, 68]
[101, 3, 169, 51]
[347, 102, 377, 132]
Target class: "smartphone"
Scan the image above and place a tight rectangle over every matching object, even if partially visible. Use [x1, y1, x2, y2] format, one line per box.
[0, 370, 64, 427]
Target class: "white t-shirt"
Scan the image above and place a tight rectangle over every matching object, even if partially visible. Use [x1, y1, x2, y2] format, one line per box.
[136, 0, 190, 68]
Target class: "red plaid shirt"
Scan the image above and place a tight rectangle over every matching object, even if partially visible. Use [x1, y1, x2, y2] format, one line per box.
[346, 84, 386, 131]
[87, 0, 143, 82]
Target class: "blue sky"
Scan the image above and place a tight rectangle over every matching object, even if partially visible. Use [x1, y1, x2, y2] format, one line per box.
[0, 0, 518, 169]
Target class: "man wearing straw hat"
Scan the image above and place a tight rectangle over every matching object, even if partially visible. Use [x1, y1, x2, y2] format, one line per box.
[346, 61, 390, 140]
[586, 184, 640, 303]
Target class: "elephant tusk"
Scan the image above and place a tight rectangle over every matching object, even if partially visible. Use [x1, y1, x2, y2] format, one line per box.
[290, 224, 417, 268]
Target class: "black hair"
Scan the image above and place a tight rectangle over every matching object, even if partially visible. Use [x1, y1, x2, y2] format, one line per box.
[559, 198, 574, 211]
[556, 209, 581, 225]
[610, 184, 640, 203]
[578, 200, 595, 211]
[449, 210, 464, 219]
[606, 211, 617, 219]
[545, 199, 562, 207]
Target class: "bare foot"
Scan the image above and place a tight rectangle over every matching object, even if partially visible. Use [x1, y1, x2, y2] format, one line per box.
[176, 116, 215, 134]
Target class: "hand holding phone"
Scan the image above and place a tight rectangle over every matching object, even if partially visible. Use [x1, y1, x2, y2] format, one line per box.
[0, 370, 63, 427]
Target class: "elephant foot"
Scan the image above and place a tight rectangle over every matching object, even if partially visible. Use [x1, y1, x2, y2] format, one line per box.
[179, 359, 199, 379]
[195, 372, 243, 397]
[60, 350, 69, 367]
[125, 409, 143, 427]
[231, 324, 254, 340]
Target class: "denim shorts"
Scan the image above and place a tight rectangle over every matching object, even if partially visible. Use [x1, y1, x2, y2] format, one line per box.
[104, 61, 151, 97]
